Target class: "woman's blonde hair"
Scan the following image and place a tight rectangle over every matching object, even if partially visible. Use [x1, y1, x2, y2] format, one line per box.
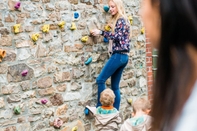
[100, 88, 115, 106]
[108, 0, 131, 37]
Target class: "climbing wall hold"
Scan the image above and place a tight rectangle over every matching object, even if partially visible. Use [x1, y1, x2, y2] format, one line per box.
[14, 2, 21, 9]
[14, 106, 21, 114]
[13, 24, 20, 33]
[42, 24, 50, 33]
[70, 22, 76, 30]
[81, 36, 88, 42]
[72, 126, 78, 131]
[21, 69, 28, 77]
[141, 27, 145, 34]
[84, 108, 89, 115]
[85, 57, 92, 65]
[104, 25, 111, 31]
[127, 98, 132, 104]
[58, 21, 65, 29]
[41, 99, 48, 104]
[103, 5, 110, 12]
[103, 37, 109, 43]
[128, 16, 133, 25]
[0, 49, 6, 62]
[53, 118, 63, 129]
[74, 12, 79, 19]
[31, 33, 40, 42]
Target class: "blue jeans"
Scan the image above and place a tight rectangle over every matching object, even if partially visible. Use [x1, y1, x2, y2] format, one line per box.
[96, 53, 129, 110]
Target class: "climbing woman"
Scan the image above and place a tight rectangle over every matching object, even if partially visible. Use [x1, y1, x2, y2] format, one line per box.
[91, 0, 131, 110]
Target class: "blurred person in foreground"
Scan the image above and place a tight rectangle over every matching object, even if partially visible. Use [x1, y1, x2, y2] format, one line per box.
[140, 0, 197, 131]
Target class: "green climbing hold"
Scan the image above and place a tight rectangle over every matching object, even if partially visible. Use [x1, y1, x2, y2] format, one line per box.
[14, 106, 21, 114]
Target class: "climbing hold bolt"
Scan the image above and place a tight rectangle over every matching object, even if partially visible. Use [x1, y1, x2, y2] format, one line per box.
[81, 36, 88, 42]
[103, 37, 109, 43]
[70, 22, 76, 30]
[128, 16, 133, 25]
[72, 126, 78, 131]
[53, 118, 63, 129]
[41, 99, 48, 104]
[84, 57, 92, 65]
[104, 25, 111, 31]
[42, 24, 50, 33]
[58, 21, 65, 29]
[21, 69, 28, 77]
[141, 27, 145, 34]
[14, 2, 21, 9]
[127, 98, 132, 104]
[0, 49, 6, 62]
[103, 5, 110, 12]
[14, 106, 21, 115]
[31, 33, 40, 42]
[84, 108, 89, 115]
[13, 24, 20, 34]
[74, 12, 79, 19]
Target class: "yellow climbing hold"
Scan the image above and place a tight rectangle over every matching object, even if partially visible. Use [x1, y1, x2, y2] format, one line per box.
[104, 25, 111, 31]
[42, 24, 50, 33]
[13, 24, 20, 33]
[58, 21, 65, 29]
[81, 36, 88, 42]
[141, 27, 145, 34]
[31, 33, 40, 42]
[127, 98, 132, 104]
[128, 16, 133, 25]
[70, 22, 76, 30]
[72, 126, 78, 131]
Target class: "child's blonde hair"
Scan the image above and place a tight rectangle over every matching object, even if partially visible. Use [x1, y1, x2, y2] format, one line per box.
[108, 0, 131, 38]
[100, 88, 115, 106]
[132, 98, 151, 114]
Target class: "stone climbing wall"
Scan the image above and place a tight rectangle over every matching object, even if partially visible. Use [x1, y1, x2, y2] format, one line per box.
[0, 0, 147, 130]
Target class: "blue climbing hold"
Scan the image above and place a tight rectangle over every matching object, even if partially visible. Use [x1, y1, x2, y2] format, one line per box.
[84, 108, 89, 115]
[85, 57, 92, 65]
[74, 12, 79, 19]
[103, 37, 109, 43]
[103, 5, 110, 12]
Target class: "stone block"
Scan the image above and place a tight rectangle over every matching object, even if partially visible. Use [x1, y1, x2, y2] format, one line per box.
[7, 63, 34, 82]
[56, 84, 67, 92]
[38, 87, 55, 96]
[0, 28, 10, 36]
[2, 84, 20, 95]
[0, 97, 5, 108]
[5, 14, 15, 22]
[53, 71, 71, 83]
[37, 77, 52, 88]
[55, 104, 68, 116]
[50, 93, 64, 106]
[64, 92, 81, 101]
[68, 0, 78, 4]
[0, 36, 12, 46]
[0, 64, 8, 74]
[3, 49, 16, 62]
[7, 94, 21, 103]
[2, 126, 16, 131]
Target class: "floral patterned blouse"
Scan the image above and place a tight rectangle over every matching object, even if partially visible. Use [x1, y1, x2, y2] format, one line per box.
[102, 18, 131, 53]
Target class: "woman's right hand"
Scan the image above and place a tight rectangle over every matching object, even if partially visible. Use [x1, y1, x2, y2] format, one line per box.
[90, 29, 101, 36]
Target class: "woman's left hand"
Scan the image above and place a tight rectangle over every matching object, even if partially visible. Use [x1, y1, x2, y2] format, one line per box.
[90, 29, 101, 36]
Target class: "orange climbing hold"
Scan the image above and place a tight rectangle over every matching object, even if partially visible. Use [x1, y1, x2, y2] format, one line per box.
[0, 49, 6, 62]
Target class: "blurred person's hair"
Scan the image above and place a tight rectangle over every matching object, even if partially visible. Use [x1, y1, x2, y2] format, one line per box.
[150, 0, 197, 130]
[100, 88, 115, 106]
